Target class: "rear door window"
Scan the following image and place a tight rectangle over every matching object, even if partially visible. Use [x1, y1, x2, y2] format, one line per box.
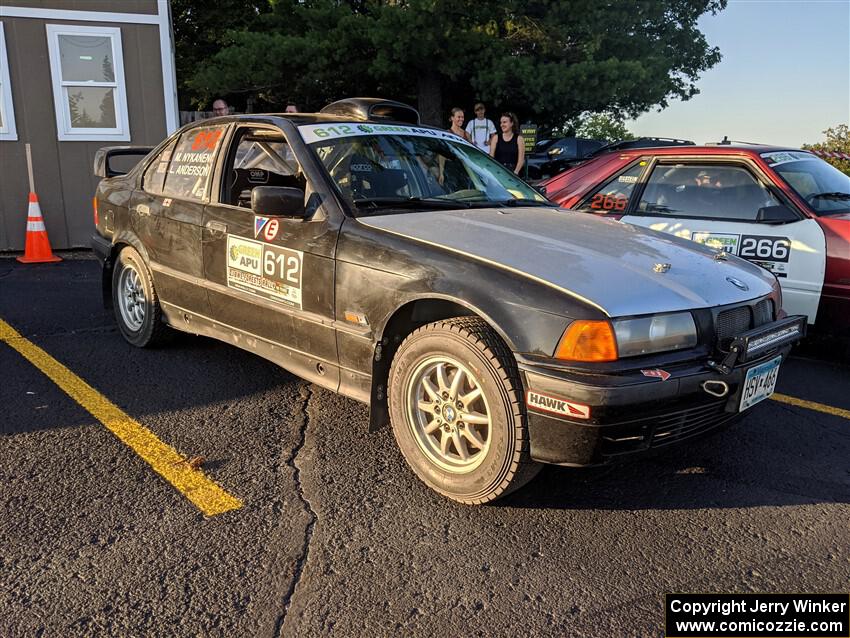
[581, 162, 645, 212]
[161, 125, 226, 201]
[636, 163, 781, 221]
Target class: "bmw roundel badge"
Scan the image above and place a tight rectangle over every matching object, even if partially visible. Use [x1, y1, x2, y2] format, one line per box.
[726, 276, 749, 291]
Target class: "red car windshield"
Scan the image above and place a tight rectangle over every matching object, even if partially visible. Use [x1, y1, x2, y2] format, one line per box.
[761, 151, 850, 216]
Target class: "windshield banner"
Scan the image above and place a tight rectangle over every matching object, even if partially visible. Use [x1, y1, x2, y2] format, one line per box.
[299, 123, 474, 146]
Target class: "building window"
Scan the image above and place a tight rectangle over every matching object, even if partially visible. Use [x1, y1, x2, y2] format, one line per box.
[0, 22, 17, 141]
[46, 24, 129, 141]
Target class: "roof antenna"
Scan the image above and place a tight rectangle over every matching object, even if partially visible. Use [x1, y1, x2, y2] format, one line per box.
[719, 135, 730, 145]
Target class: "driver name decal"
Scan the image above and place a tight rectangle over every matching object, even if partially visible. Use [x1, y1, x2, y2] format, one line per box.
[226, 235, 303, 308]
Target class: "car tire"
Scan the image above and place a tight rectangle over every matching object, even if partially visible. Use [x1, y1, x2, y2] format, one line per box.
[388, 316, 541, 504]
[112, 246, 169, 347]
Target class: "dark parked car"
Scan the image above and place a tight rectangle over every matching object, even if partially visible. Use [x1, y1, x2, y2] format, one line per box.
[526, 137, 606, 180]
[91, 99, 805, 504]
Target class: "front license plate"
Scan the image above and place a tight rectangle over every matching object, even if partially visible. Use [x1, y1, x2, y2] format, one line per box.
[739, 355, 782, 412]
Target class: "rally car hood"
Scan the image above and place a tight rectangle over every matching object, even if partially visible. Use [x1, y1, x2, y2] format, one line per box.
[357, 206, 776, 317]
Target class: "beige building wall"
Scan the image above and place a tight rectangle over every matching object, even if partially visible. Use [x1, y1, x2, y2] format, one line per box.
[0, 0, 175, 250]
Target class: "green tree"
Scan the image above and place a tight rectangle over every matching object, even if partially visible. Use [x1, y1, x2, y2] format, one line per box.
[802, 124, 850, 175]
[186, 0, 727, 126]
[574, 112, 635, 142]
[171, 0, 270, 109]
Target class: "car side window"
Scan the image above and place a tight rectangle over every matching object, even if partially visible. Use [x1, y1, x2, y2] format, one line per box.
[222, 128, 306, 208]
[582, 162, 644, 212]
[636, 163, 781, 221]
[142, 139, 177, 195]
[160, 125, 226, 201]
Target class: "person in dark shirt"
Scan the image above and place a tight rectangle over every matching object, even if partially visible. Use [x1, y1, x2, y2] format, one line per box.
[490, 112, 525, 174]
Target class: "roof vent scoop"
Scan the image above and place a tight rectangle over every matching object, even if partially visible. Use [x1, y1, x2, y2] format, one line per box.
[320, 98, 420, 125]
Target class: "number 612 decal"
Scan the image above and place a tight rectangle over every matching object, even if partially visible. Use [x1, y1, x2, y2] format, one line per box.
[739, 235, 791, 263]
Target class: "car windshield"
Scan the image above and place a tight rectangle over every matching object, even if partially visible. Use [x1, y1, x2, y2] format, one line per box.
[299, 123, 548, 213]
[761, 150, 850, 216]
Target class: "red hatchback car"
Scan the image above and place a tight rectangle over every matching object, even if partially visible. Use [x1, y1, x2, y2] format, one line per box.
[542, 145, 850, 335]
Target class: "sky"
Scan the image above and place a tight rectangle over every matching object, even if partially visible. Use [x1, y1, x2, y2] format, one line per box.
[628, 0, 850, 147]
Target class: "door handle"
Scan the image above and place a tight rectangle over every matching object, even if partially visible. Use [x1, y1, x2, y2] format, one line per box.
[205, 220, 227, 236]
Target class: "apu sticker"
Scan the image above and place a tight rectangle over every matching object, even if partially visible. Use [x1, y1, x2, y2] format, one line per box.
[226, 235, 303, 308]
[526, 391, 590, 419]
[691, 232, 741, 255]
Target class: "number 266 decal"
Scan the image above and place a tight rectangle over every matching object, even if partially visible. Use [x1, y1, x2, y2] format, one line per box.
[589, 194, 628, 211]
[739, 235, 791, 263]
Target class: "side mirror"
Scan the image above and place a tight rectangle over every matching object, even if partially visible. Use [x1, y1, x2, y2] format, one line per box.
[251, 186, 307, 219]
[756, 204, 798, 224]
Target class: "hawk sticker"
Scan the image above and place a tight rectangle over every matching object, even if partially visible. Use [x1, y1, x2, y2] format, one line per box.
[526, 391, 590, 420]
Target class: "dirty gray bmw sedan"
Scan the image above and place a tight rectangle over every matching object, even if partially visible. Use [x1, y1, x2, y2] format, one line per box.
[91, 98, 806, 504]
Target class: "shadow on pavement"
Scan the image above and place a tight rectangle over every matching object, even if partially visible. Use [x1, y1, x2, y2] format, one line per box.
[503, 410, 850, 510]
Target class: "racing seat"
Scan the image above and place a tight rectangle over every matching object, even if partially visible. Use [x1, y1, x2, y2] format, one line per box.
[349, 154, 409, 200]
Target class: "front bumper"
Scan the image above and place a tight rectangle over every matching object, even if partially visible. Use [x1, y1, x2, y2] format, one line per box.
[520, 316, 805, 466]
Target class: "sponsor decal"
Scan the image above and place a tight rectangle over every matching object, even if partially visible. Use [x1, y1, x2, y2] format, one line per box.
[641, 368, 671, 381]
[526, 391, 590, 419]
[298, 122, 475, 146]
[162, 198, 172, 207]
[692, 232, 740, 255]
[227, 236, 263, 275]
[247, 169, 268, 184]
[254, 216, 269, 238]
[226, 234, 303, 308]
[263, 218, 280, 242]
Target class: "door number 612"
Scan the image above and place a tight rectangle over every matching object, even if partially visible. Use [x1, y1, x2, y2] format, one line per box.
[739, 236, 790, 262]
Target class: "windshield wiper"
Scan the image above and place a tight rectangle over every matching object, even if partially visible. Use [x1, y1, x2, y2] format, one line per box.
[352, 196, 471, 210]
[496, 198, 559, 207]
[809, 192, 850, 201]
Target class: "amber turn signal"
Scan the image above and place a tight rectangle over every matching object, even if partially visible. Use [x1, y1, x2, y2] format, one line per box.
[555, 320, 618, 362]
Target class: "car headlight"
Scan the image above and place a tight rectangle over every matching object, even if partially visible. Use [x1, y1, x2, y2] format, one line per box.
[613, 312, 697, 357]
[555, 312, 698, 362]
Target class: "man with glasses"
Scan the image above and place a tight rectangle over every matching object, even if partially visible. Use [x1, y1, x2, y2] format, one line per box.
[211, 99, 230, 117]
[465, 102, 496, 153]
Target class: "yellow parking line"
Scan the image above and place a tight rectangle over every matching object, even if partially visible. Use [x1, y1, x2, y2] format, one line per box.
[771, 393, 850, 421]
[0, 319, 241, 516]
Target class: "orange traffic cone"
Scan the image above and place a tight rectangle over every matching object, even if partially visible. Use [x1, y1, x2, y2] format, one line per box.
[17, 192, 61, 263]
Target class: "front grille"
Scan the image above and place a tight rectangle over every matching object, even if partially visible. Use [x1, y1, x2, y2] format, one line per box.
[715, 298, 775, 345]
[600, 401, 737, 457]
[716, 306, 751, 342]
[753, 299, 774, 327]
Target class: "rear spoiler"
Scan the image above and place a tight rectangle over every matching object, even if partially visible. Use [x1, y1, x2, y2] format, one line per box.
[94, 146, 154, 178]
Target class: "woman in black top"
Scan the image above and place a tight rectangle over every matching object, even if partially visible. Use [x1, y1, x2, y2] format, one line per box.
[489, 112, 525, 174]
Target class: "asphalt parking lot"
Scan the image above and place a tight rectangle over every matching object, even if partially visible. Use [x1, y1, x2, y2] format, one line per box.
[1, 256, 848, 638]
